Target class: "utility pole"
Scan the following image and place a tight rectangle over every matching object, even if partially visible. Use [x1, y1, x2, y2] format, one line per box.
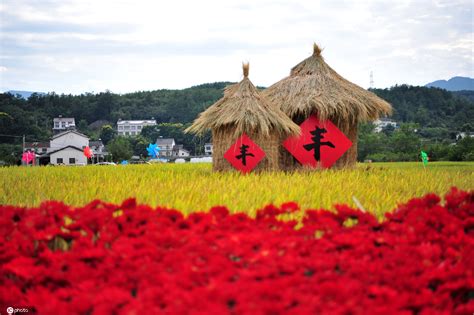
[369, 71, 374, 89]
[22, 135, 25, 166]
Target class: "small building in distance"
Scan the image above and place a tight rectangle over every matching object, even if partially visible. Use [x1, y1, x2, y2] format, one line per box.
[156, 138, 176, 157]
[373, 118, 398, 133]
[456, 131, 474, 141]
[155, 138, 191, 158]
[204, 143, 213, 156]
[89, 140, 107, 160]
[49, 146, 86, 165]
[172, 145, 190, 157]
[24, 142, 49, 155]
[117, 119, 157, 136]
[53, 116, 76, 134]
[48, 130, 89, 165]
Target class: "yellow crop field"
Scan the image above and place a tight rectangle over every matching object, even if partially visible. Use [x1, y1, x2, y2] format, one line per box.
[1, 162, 472, 218]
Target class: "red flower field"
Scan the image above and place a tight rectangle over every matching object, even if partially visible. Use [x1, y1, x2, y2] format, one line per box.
[1, 188, 473, 314]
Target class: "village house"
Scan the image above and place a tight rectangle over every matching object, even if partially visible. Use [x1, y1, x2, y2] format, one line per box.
[204, 143, 213, 156]
[47, 130, 89, 165]
[53, 116, 76, 134]
[156, 138, 175, 157]
[456, 131, 474, 140]
[24, 116, 107, 165]
[156, 138, 190, 158]
[117, 119, 157, 136]
[89, 140, 107, 161]
[172, 145, 190, 157]
[24, 142, 49, 155]
[373, 118, 398, 133]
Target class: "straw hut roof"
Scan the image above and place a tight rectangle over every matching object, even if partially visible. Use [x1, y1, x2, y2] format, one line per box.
[263, 44, 392, 123]
[186, 63, 300, 137]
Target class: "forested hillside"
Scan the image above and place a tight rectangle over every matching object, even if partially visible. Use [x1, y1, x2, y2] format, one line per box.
[1, 84, 473, 163]
[371, 85, 473, 130]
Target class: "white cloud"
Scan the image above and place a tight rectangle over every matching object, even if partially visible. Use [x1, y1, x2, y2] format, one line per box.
[0, 0, 472, 94]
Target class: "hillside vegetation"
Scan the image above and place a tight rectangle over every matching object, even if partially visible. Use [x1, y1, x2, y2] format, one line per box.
[1, 84, 473, 162]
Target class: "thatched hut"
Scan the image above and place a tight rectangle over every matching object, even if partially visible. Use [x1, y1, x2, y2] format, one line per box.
[186, 63, 300, 172]
[263, 44, 392, 169]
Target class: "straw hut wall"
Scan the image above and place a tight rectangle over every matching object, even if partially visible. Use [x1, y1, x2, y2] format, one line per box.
[186, 63, 300, 172]
[263, 44, 392, 170]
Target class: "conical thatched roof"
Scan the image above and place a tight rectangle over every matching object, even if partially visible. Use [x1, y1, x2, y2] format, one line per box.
[186, 63, 300, 137]
[263, 44, 392, 123]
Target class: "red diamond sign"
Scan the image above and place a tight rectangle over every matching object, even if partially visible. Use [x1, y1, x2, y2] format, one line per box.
[224, 133, 265, 173]
[283, 115, 352, 168]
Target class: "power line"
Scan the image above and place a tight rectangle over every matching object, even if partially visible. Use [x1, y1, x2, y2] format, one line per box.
[0, 133, 23, 138]
[0, 134, 46, 142]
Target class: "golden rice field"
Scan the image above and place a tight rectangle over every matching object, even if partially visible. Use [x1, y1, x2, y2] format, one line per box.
[0, 162, 472, 218]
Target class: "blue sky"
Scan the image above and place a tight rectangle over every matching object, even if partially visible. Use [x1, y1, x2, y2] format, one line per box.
[0, 0, 472, 94]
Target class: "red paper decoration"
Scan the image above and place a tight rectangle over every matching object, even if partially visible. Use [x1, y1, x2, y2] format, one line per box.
[283, 115, 352, 168]
[224, 133, 265, 173]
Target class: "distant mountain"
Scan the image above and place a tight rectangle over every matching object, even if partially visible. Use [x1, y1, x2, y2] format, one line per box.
[5, 90, 45, 99]
[425, 76, 474, 91]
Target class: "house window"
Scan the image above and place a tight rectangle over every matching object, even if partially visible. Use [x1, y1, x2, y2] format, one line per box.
[124, 126, 130, 130]
[131, 126, 136, 130]
[118, 126, 123, 130]
[137, 126, 142, 130]
[69, 158, 75, 164]
[205, 146, 211, 150]
[42, 148, 47, 153]
[54, 122, 60, 128]
[57, 158, 63, 164]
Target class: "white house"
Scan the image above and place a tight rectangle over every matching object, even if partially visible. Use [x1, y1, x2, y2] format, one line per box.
[117, 119, 157, 136]
[50, 130, 88, 152]
[50, 146, 87, 165]
[53, 116, 76, 134]
[24, 142, 49, 155]
[456, 132, 474, 140]
[373, 118, 398, 133]
[204, 143, 213, 156]
[89, 140, 106, 160]
[172, 145, 190, 157]
[156, 138, 176, 157]
[48, 130, 89, 165]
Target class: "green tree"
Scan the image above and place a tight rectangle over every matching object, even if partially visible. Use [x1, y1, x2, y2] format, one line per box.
[77, 119, 89, 134]
[461, 123, 473, 132]
[425, 142, 451, 161]
[100, 125, 116, 145]
[107, 137, 133, 162]
[0, 143, 21, 165]
[130, 135, 148, 157]
[448, 137, 474, 161]
[141, 125, 161, 143]
[388, 123, 420, 160]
